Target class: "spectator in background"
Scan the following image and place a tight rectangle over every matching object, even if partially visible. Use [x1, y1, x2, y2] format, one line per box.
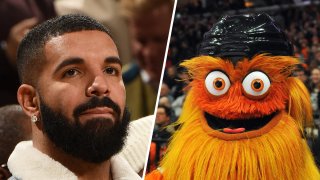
[152, 105, 177, 169]
[153, 105, 174, 140]
[171, 87, 190, 117]
[300, 39, 310, 62]
[294, 64, 311, 89]
[54, 0, 132, 64]
[158, 96, 177, 124]
[312, 129, 320, 168]
[310, 68, 320, 92]
[0, 105, 31, 179]
[172, 67, 191, 99]
[160, 83, 174, 103]
[120, 0, 174, 120]
[310, 47, 320, 70]
[0, 0, 56, 106]
[159, 96, 172, 109]
[309, 68, 320, 119]
[163, 65, 178, 89]
[152, 105, 175, 168]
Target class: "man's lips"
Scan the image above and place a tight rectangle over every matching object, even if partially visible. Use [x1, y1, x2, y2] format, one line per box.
[80, 107, 114, 119]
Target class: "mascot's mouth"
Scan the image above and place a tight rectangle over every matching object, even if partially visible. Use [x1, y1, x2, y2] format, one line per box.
[204, 112, 277, 134]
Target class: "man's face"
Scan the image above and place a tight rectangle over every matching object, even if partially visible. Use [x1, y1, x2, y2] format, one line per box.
[316, 51, 320, 62]
[295, 70, 307, 83]
[160, 83, 170, 97]
[311, 68, 320, 85]
[36, 30, 129, 162]
[129, 3, 172, 84]
[156, 107, 169, 126]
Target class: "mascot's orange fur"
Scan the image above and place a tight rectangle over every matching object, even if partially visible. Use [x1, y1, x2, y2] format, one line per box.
[146, 14, 320, 180]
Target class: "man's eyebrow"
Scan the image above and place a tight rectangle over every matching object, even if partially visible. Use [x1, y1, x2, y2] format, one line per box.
[54, 57, 84, 74]
[105, 56, 122, 67]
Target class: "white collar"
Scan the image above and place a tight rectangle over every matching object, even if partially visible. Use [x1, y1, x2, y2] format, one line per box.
[8, 141, 141, 180]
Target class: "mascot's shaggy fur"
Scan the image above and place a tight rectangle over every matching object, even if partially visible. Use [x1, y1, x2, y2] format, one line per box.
[146, 14, 320, 180]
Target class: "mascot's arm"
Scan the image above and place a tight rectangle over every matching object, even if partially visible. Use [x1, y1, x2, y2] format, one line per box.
[145, 170, 163, 180]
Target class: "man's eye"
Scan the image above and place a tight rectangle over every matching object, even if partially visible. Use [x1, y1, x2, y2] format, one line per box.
[105, 67, 118, 75]
[63, 69, 80, 77]
[137, 38, 147, 46]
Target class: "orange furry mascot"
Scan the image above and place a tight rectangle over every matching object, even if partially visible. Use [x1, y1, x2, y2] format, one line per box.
[146, 14, 320, 179]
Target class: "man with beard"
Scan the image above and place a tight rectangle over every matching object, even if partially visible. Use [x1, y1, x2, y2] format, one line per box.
[8, 14, 142, 179]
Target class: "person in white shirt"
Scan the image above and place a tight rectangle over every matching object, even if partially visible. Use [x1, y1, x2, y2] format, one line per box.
[9, 14, 144, 180]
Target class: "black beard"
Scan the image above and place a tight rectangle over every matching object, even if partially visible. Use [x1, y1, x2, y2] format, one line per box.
[39, 96, 130, 163]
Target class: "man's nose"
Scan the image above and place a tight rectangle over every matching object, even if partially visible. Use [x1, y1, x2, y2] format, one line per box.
[86, 75, 110, 97]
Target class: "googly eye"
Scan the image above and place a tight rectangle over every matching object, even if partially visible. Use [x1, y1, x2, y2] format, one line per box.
[205, 71, 231, 96]
[242, 71, 270, 98]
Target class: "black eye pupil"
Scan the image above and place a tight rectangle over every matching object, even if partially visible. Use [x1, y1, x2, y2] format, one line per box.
[67, 70, 75, 75]
[215, 80, 223, 88]
[253, 81, 261, 89]
[106, 68, 113, 73]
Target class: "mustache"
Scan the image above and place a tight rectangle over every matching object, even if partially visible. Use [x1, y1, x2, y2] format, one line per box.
[73, 97, 121, 119]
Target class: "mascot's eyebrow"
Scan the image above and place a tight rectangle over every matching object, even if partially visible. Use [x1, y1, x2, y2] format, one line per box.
[234, 54, 298, 81]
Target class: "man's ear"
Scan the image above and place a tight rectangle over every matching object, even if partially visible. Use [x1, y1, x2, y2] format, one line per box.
[17, 84, 39, 117]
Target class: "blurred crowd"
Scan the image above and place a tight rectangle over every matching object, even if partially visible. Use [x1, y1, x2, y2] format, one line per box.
[149, 0, 320, 171]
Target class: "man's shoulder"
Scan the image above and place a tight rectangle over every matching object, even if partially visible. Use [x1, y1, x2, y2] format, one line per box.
[120, 115, 155, 173]
[126, 115, 155, 149]
[7, 141, 77, 180]
[110, 155, 141, 180]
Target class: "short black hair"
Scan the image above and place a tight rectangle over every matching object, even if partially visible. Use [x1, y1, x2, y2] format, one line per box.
[158, 105, 171, 117]
[295, 64, 309, 75]
[17, 14, 112, 86]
